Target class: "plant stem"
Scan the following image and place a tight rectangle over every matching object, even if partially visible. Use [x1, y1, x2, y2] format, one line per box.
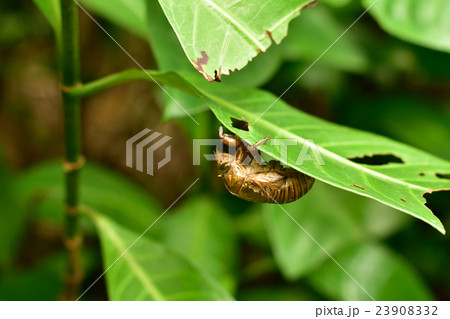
[60, 0, 83, 300]
[68, 69, 197, 98]
[69, 69, 150, 97]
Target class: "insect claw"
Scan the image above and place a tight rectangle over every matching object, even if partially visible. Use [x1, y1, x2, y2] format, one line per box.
[218, 125, 224, 139]
[250, 135, 270, 150]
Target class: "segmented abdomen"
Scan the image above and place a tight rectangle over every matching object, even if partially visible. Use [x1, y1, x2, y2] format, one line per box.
[223, 164, 315, 204]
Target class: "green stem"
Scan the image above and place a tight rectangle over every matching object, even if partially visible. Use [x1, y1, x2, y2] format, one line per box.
[60, 0, 83, 300]
[69, 69, 151, 97]
[68, 68, 198, 98]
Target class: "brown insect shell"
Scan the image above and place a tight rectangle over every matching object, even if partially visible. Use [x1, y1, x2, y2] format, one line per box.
[215, 133, 315, 204]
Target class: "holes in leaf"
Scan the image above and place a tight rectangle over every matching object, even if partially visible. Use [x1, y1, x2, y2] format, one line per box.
[348, 153, 404, 165]
[418, 172, 425, 176]
[435, 172, 450, 180]
[230, 117, 250, 131]
[423, 190, 449, 219]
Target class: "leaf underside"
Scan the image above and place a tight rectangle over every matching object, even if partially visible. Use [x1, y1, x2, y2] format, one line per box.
[69, 69, 449, 234]
[158, 0, 317, 81]
[178, 73, 449, 234]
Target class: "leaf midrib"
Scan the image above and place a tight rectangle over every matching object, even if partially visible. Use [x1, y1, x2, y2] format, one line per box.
[96, 215, 165, 301]
[203, 90, 427, 192]
[201, 0, 266, 51]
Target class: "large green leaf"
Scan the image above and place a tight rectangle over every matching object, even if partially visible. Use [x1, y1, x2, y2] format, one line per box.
[363, 0, 450, 53]
[79, 0, 283, 120]
[158, 0, 316, 81]
[263, 181, 407, 280]
[188, 77, 449, 234]
[90, 212, 233, 300]
[71, 70, 450, 233]
[159, 195, 238, 292]
[308, 242, 433, 301]
[146, 0, 210, 119]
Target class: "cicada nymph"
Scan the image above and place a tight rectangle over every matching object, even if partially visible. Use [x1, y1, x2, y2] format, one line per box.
[215, 126, 315, 204]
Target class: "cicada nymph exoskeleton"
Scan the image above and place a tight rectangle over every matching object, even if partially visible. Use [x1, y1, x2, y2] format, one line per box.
[215, 126, 315, 204]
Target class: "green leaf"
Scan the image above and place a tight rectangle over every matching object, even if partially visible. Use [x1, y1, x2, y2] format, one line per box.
[147, 0, 283, 89]
[79, 0, 282, 120]
[159, 195, 238, 292]
[71, 70, 449, 233]
[146, 0, 209, 120]
[158, 0, 316, 81]
[33, 0, 61, 34]
[33, 0, 62, 59]
[188, 77, 448, 234]
[363, 0, 450, 53]
[90, 212, 233, 301]
[14, 161, 162, 234]
[78, 0, 147, 38]
[308, 242, 433, 301]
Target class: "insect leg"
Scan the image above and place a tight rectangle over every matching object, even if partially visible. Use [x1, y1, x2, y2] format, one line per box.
[250, 135, 270, 150]
[245, 135, 270, 164]
[219, 126, 238, 147]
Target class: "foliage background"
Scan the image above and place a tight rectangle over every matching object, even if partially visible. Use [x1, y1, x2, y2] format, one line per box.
[0, 0, 449, 300]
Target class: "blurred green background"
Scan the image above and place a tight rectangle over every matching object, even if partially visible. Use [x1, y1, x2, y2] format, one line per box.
[0, 0, 449, 300]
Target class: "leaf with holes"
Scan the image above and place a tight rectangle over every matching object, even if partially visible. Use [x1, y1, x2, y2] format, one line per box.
[183, 75, 449, 234]
[90, 212, 233, 301]
[70, 70, 450, 234]
[364, 0, 450, 53]
[158, 0, 317, 81]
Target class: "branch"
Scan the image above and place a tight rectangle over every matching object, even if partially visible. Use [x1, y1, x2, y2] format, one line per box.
[60, 0, 84, 300]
